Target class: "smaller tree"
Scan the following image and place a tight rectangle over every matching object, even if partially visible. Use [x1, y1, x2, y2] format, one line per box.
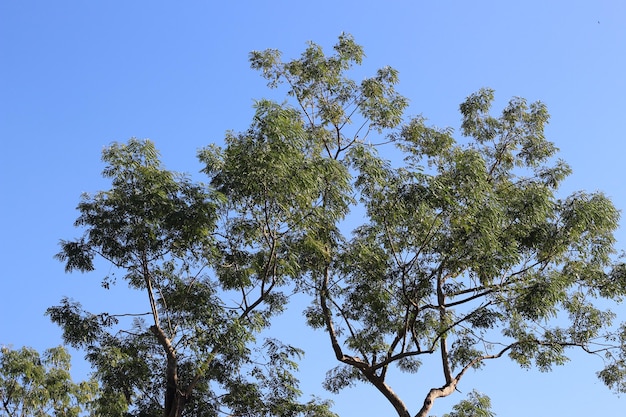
[50, 139, 335, 417]
[0, 345, 97, 417]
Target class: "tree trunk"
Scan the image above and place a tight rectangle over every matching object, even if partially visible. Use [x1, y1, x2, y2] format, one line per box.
[164, 355, 184, 417]
[150, 325, 187, 417]
[362, 371, 411, 417]
[415, 384, 457, 417]
[165, 390, 187, 417]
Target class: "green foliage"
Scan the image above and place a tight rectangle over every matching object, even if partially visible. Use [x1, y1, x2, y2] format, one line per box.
[239, 35, 626, 417]
[52, 139, 335, 416]
[597, 323, 626, 393]
[50, 34, 626, 417]
[55, 139, 218, 275]
[0, 345, 98, 417]
[442, 390, 495, 417]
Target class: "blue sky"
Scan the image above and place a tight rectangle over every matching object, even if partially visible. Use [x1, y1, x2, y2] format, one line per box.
[1, 1, 625, 416]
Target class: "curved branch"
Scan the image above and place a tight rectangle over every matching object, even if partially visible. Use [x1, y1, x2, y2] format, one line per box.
[319, 265, 368, 369]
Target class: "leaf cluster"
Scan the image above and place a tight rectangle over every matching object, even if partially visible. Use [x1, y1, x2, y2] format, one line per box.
[0, 345, 98, 416]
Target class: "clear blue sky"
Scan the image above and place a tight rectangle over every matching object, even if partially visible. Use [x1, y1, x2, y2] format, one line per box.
[1, 1, 625, 416]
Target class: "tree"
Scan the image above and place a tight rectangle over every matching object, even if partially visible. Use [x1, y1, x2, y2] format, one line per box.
[51, 34, 626, 417]
[207, 34, 626, 417]
[0, 345, 97, 417]
[50, 140, 335, 417]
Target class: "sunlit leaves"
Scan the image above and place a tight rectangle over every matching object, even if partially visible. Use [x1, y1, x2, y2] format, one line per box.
[0, 346, 98, 417]
[58, 139, 218, 279]
[443, 390, 495, 417]
[287, 50, 625, 416]
[360, 66, 408, 131]
[249, 33, 407, 153]
[55, 134, 337, 416]
[598, 324, 626, 393]
[244, 36, 626, 417]
[51, 34, 626, 417]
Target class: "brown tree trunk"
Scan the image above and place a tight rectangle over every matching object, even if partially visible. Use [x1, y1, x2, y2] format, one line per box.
[415, 384, 457, 417]
[150, 325, 187, 417]
[165, 391, 187, 417]
[164, 355, 185, 417]
[362, 371, 411, 417]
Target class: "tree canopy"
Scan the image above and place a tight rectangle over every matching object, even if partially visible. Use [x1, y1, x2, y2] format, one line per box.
[49, 139, 335, 417]
[0, 345, 97, 417]
[48, 34, 626, 417]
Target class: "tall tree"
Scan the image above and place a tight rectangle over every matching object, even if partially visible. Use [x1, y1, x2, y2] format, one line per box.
[51, 34, 626, 417]
[223, 34, 626, 417]
[50, 140, 335, 417]
[0, 345, 97, 417]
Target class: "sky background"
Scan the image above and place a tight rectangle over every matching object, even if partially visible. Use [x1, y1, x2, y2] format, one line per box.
[1, 1, 625, 416]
